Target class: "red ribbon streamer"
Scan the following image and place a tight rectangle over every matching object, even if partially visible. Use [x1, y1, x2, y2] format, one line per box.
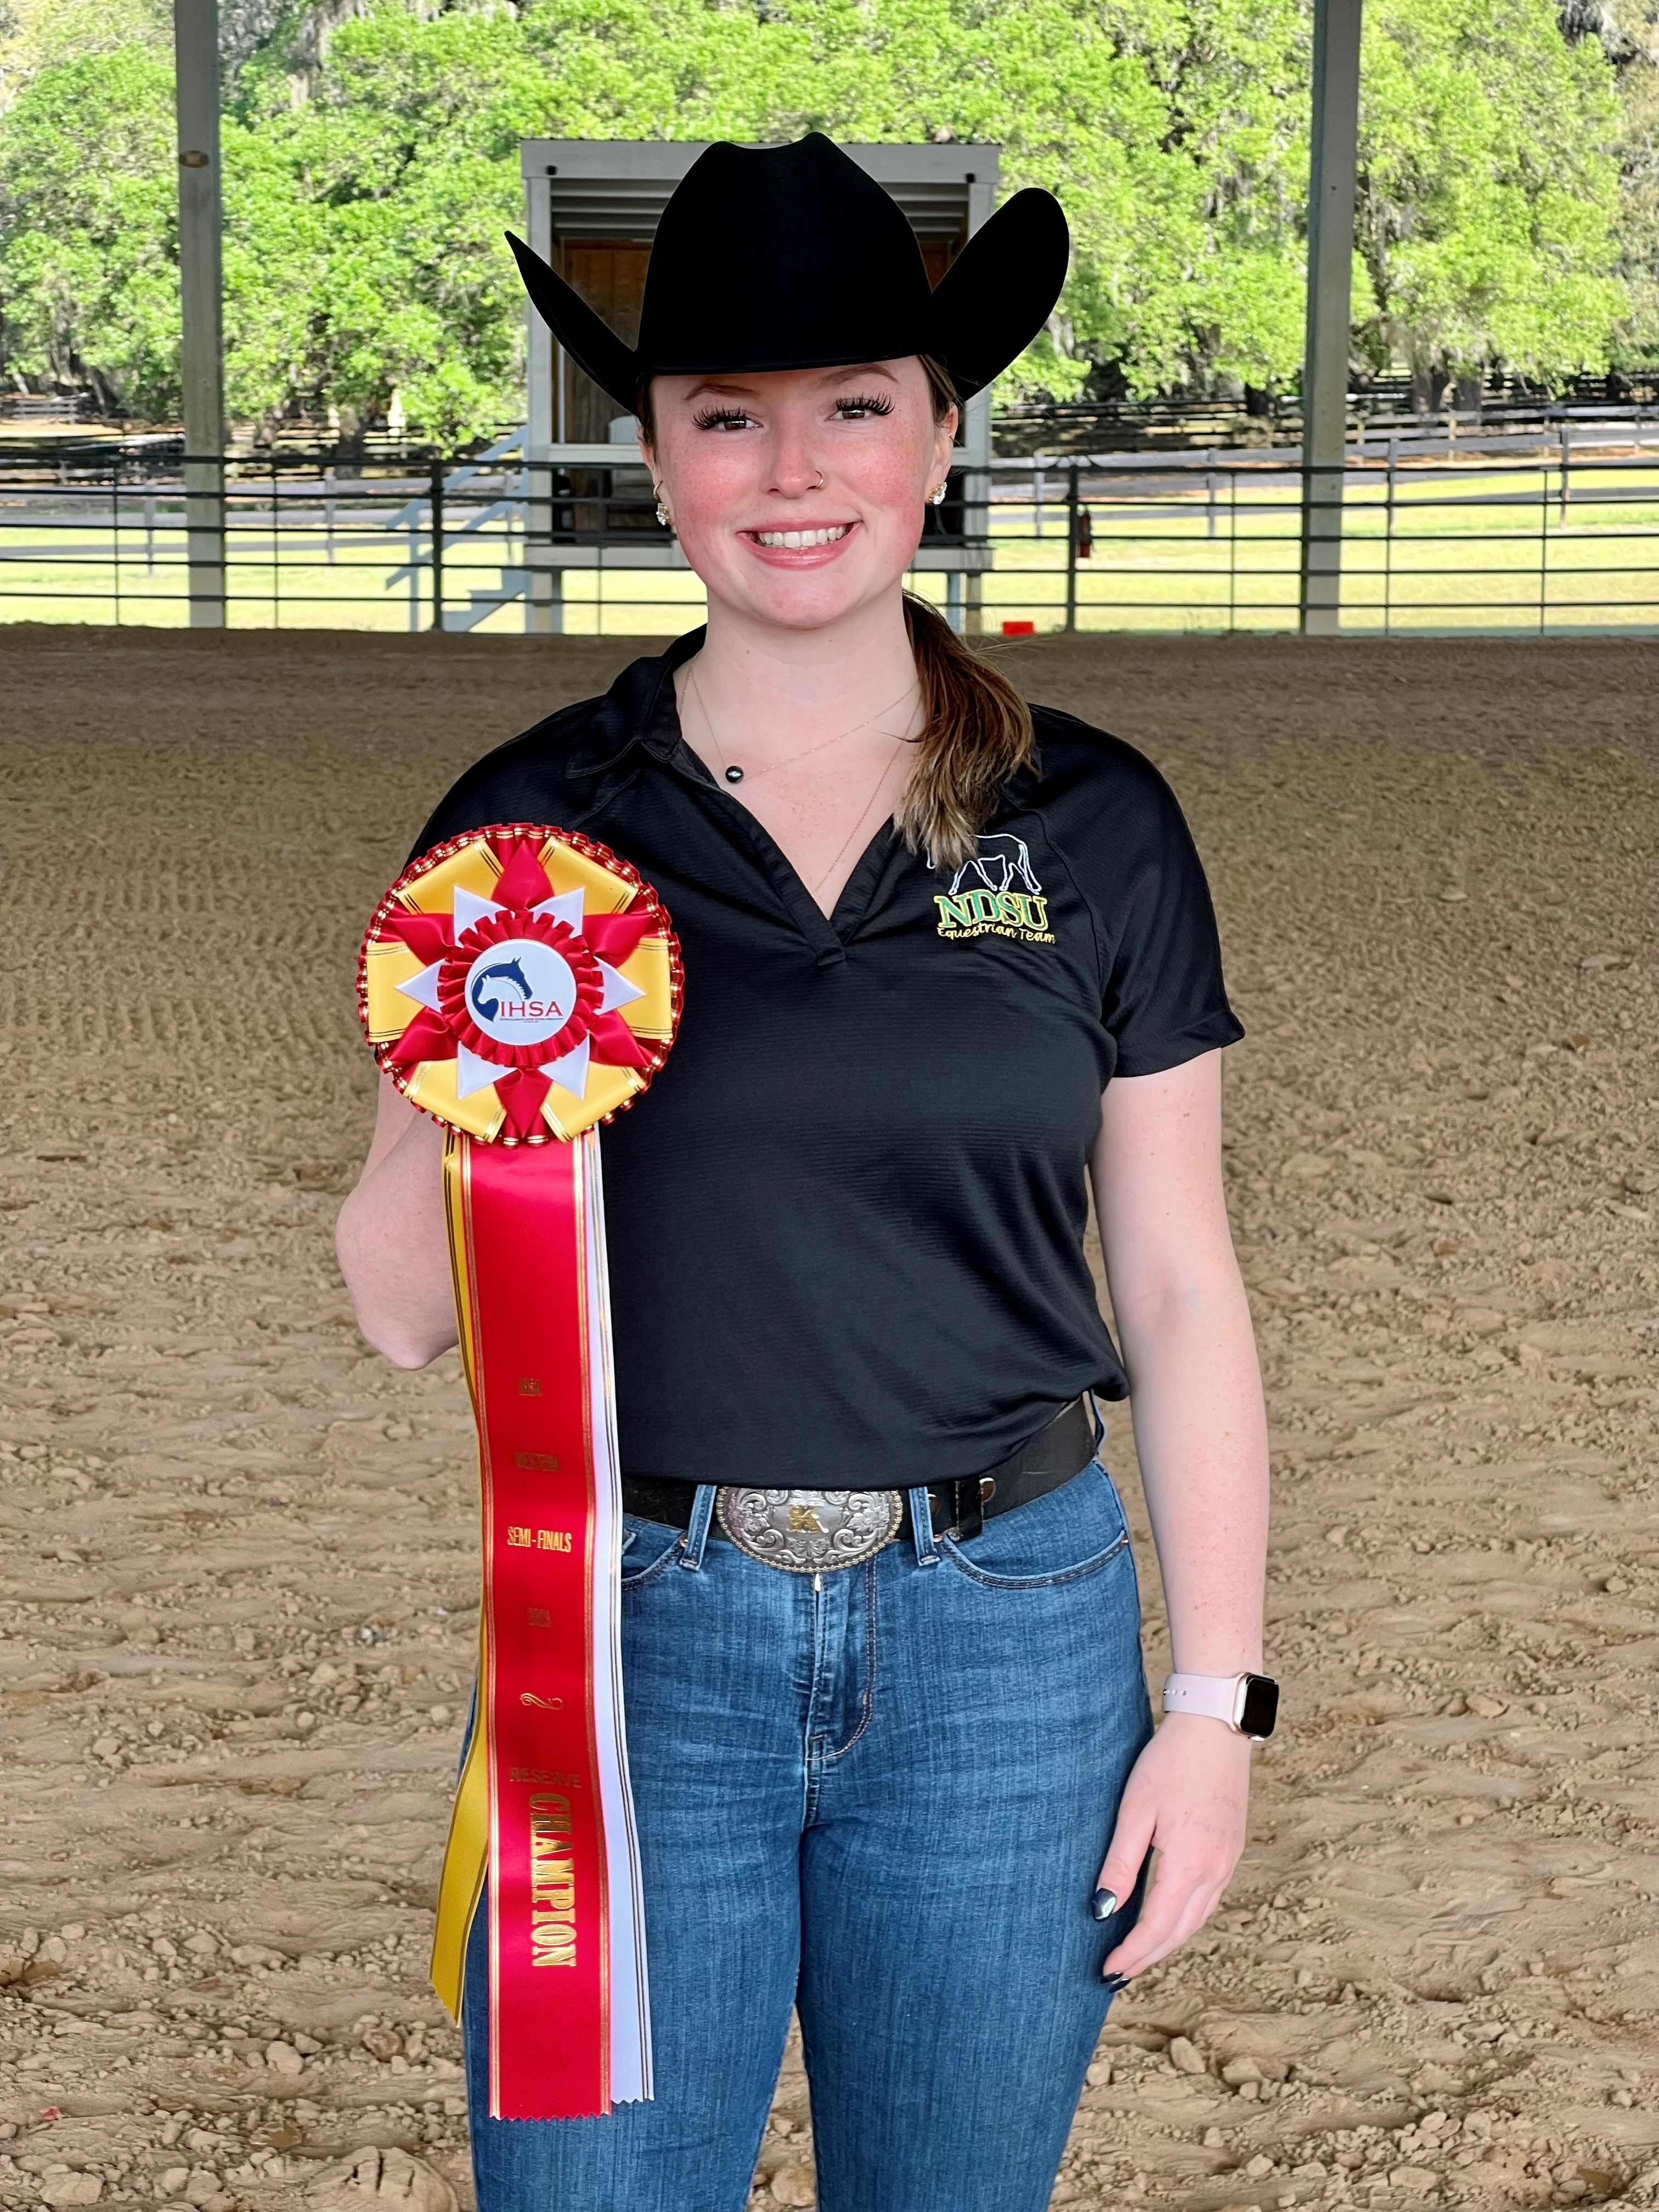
[452, 1132, 647, 2118]
[359, 824, 677, 2119]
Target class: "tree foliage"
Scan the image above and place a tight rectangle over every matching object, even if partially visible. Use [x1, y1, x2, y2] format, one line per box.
[0, 46, 182, 415]
[1356, 0, 1626, 381]
[1596, 0, 1659, 363]
[0, 0, 1636, 441]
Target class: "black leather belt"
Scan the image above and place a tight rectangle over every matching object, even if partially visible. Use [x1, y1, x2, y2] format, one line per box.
[621, 1396, 1095, 1556]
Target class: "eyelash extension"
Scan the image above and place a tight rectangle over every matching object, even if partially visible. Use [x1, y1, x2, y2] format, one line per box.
[691, 393, 894, 430]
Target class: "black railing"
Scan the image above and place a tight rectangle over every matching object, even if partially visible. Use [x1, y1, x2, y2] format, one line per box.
[2, 437, 1657, 636]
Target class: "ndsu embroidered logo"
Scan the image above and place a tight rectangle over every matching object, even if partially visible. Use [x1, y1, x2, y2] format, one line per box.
[933, 833, 1054, 944]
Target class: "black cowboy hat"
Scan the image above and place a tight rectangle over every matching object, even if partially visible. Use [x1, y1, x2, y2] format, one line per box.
[506, 132, 1068, 412]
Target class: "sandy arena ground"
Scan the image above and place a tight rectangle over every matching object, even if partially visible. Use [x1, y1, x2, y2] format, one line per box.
[0, 626, 1655, 2212]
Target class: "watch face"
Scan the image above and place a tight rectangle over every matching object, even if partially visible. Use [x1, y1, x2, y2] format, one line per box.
[1239, 1674, 1279, 1739]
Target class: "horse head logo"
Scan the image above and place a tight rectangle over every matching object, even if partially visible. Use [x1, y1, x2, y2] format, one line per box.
[947, 834, 1042, 898]
[470, 957, 533, 1023]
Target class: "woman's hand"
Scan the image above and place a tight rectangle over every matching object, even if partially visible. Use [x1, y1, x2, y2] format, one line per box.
[1096, 1713, 1252, 1980]
[1088, 1054, 1267, 1983]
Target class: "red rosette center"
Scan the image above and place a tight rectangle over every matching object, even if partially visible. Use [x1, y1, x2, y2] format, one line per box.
[437, 909, 604, 1072]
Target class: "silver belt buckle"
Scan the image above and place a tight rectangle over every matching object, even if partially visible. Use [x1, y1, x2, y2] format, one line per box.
[716, 1487, 903, 1573]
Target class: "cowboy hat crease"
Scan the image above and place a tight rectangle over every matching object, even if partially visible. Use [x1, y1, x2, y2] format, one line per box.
[505, 132, 1070, 410]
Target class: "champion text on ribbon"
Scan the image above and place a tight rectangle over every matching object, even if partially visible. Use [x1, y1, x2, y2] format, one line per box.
[357, 825, 682, 2119]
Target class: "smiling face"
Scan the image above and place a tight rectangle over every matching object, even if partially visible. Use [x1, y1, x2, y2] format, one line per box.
[639, 358, 956, 635]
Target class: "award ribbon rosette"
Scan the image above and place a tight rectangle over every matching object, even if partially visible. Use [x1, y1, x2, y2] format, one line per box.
[357, 823, 682, 2120]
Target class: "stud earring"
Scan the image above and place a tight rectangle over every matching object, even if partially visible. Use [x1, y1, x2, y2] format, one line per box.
[653, 482, 673, 528]
[929, 483, 947, 506]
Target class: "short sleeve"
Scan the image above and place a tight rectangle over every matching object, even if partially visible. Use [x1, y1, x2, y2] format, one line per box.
[405, 720, 568, 866]
[402, 698, 605, 866]
[1040, 720, 1244, 1079]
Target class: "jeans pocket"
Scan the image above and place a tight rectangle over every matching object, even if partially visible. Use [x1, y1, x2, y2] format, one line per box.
[938, 1460, 1131, 1589]
[618, 1514, 684, 1589]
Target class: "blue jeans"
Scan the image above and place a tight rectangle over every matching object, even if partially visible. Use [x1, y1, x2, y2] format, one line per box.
[464, 1458, 1153, 2212]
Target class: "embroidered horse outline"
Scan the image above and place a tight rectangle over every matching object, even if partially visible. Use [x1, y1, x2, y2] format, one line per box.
[948, 833, 1042, 899]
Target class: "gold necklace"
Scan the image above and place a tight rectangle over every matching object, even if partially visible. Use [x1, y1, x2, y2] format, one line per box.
[687, 662, 916, 787]
[809, 747, 909, 904]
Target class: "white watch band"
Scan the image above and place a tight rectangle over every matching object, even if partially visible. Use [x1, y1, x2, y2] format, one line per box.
[1161, 1672, 1246, 1729]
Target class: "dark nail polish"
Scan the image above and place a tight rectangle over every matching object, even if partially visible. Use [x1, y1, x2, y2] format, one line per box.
[1102, 1971, 1129, 1993]
[1090, 1888, 1119, 1923]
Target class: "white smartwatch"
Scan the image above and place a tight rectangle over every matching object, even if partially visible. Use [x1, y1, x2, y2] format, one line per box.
[1162, 1671, 1279, 1740]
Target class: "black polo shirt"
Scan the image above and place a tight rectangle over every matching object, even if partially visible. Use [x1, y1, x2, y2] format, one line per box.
[410, 629, 1243, 1489]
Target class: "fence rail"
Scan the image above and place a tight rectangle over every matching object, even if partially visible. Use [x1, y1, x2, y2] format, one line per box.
[994, 375, 1659, 457]
[3, 439, 1658, 637]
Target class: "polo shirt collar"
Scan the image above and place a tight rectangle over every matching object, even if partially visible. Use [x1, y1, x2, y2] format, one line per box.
[567, 627, 707, 782]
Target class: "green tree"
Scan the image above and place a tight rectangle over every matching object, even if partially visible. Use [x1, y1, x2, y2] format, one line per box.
[1588, 0, 1659, 367]
[1356, 0, 1627, 388]
[0, 0, 171, 112]
[0, 0, 1635, 439]
[226, 7, 538, 437]
[0, 46, 180, 413]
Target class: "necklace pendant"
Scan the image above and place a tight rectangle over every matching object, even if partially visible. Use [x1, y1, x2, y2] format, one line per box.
[725, 764, 744, 784]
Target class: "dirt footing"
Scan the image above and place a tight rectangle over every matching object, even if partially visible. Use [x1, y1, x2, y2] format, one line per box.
[1, 628, 1655, 2212]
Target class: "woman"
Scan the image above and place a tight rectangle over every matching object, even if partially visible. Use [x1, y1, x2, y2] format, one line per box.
[337, 133, 1272, 2212]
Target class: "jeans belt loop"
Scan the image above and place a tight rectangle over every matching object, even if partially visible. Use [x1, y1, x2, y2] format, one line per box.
[907, 1486, 941, 1568]
[679, 1482, 718, 1572]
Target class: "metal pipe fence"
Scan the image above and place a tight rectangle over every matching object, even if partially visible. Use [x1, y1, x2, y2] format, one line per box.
[0, 437, 543, 634]
[994, 442, 1659, 634]
[4, 438, 1659, 636]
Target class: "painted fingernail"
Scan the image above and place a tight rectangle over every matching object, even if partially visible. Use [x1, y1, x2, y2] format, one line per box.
[1090, 1888, 1119, 1923]
[1102, 1970, 1129, 1993]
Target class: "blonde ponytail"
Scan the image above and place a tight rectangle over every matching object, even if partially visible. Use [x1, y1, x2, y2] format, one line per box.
[895, 592, 1035, 872]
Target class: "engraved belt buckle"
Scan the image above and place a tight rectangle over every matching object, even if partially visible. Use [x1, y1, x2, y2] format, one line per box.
[715, 1487, 904, 1573]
